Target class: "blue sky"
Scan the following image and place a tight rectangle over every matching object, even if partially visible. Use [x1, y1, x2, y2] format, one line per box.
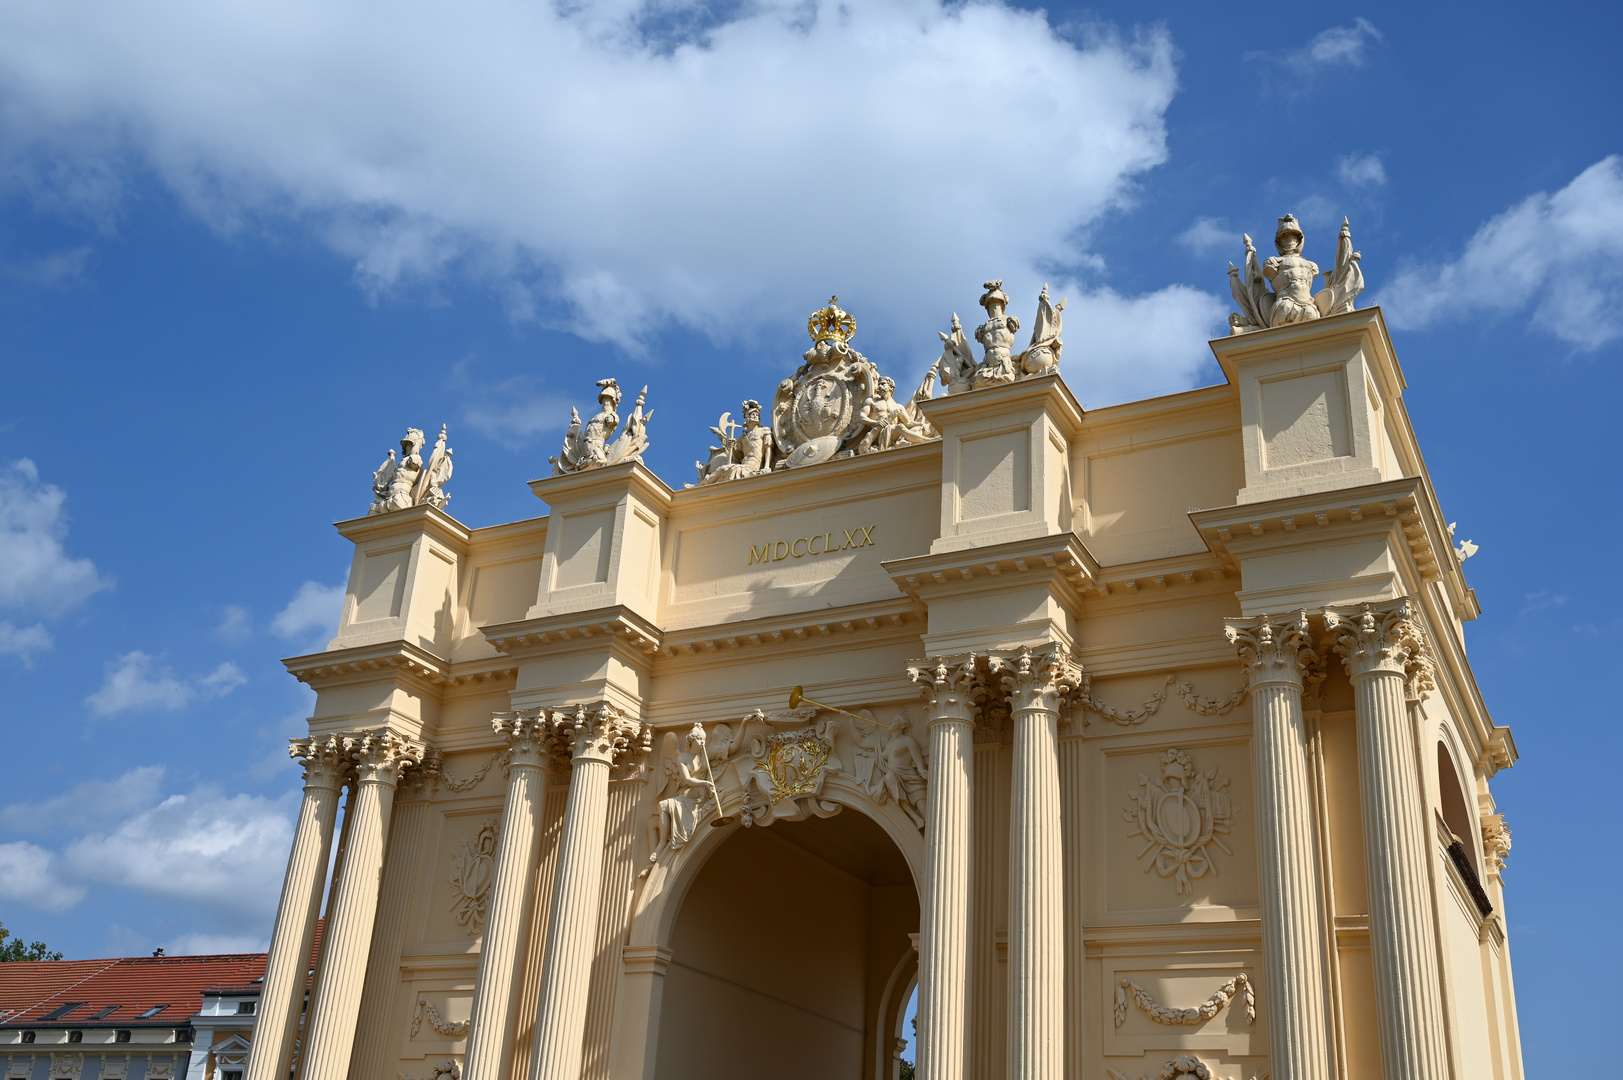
[0, 0, 1617, 1070]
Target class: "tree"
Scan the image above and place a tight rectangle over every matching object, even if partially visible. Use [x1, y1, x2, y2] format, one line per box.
[0, 922, 63, 962]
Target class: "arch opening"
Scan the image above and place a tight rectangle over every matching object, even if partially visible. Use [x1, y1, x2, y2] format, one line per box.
[1436, 740, 1476, 866]
[652, 809, 920, 1080]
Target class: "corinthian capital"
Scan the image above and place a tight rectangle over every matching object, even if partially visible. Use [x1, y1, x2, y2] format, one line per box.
[988, 645, 1081, 715]
[398, 749, 443, 800]
[494, 709, 560, 772]
[1323, 598, 1433, 695]
[290, 734, 351, 791]
[906, 654, 980, 726]
[351, 730, 424, 786]
[558, 702, 648, 767]
[1224, 611, 1315, 689]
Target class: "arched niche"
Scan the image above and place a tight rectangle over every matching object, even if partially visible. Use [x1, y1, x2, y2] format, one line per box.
[1436, 738, 1477, 868]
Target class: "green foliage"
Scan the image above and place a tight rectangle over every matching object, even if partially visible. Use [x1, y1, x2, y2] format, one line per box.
[0, 922, 63, 962]
[898, 1062, 916, 1080]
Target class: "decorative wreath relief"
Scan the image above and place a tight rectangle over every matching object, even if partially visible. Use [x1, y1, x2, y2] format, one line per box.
[410, 999, 469, 1039]
[397, 1061, 461, 1080]
[1113, 974, 1255, 1028]
[1124, 749, 1236, 895]
[448, 819, 498, 934]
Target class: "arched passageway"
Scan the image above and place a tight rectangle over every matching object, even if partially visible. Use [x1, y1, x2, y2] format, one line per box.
[653, 809, 919, 1080]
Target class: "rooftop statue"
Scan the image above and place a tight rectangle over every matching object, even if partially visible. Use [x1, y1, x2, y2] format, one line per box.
[1227, 214, 1364, 334]
[550, 378, 654, 476]
[688, 297, 937, 487]
[935, 280, 1067, 394]
[368, 424, 453, 516]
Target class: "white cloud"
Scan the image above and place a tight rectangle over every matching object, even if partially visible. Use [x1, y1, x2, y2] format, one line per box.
[0, 459, 108, 616]
[1378, 156, 1623, 350]
[63, 788, 295, 928]
[0, 620, 53, 663]
[86, 651, 247, 716]
[1291, 18, 1382, 70]
[0, 0, 1186, 362]
[0, 841, 86, 911]
[215, 604, 252, 642]
[1338, 152, 1386, 188]
[0, 765, 167, 835]
[271, 581, 345, 648]
[1061, 284, 1229, 405]
[1177, 217, 1232, 255]
[163, 932, 270, 956]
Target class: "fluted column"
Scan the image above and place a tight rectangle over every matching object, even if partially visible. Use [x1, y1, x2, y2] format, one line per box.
[528, 704, 644, 1080]
[1325, 599, 1449, 1080]
[300, 731, 421, 1080]
[246, 736, 349, 1080]
[907, 655, 978, 1080]
[464, 713, 559, 1080]
[990, 646, 1078, 1080]
[350, 753, 442, 1080]
[1225, 612, 1331, 1080]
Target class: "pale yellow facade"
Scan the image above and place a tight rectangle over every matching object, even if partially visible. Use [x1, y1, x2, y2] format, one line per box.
[246, 304, 1523, 1080]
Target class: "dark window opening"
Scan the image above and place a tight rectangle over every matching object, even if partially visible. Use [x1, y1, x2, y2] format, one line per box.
[40, 1002, 86, 1021]
[20, 1032, 35, 1044]
[173, 1026, 194, 1043]
[236, 1002, 256, 1014]
[115, 1030, 132, 1043]
[67, 1031, 83, 1044]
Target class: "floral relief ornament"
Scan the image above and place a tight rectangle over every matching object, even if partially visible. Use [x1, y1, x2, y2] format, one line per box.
[1124, 748, 1237, 895]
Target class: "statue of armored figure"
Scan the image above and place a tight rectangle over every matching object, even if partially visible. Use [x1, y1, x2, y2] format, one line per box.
[1227, 214, 1364, 334]
[936, 280, 1067, 394]
[368, 424, 453, 516]
[550, 378, 654, 476]
[691, 399, 777, 487]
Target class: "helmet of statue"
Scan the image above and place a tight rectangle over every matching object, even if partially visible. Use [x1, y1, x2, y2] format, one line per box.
[1275, 215, 1305, 248]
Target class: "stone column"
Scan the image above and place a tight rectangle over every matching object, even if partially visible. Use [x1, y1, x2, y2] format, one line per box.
[245, 736, 349, 1080]
[299, 731, 421, 1080]
[528, 704, 644, 1080]
[349, 754, 442, 1080]
[990, 646, 1078, 1080]
[1224, 612, 1331, 1080]
[907, 656, 978, 1080]
[1324, 599, 1449, 1080]
[463, 714, 558, 1080]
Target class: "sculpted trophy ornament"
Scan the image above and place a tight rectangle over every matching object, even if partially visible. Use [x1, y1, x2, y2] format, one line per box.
[688, 297, 937, 485]
[1123, 748, 1236, 895]
[550, 378, 654, 476]
[935, 279, 1067, 393]
[1227, 214, 1365, 334]
[369, 424, 454, 515]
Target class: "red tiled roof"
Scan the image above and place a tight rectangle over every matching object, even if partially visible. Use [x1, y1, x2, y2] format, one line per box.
[2, 954, 267, 1027]
[0, 960, 121, 1020]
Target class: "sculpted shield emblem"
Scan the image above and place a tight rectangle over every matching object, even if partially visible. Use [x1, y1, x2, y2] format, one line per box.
[1123, 748, 1236, 895]
[792, 374, 853, 441]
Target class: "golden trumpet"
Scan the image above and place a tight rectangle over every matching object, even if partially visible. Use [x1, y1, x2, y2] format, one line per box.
[788, 686, 889, 728]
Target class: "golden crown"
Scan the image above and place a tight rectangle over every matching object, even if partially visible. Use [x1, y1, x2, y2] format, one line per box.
[807, 296, 856, 344]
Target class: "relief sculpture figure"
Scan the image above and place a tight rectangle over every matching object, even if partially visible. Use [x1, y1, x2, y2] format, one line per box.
[647, 724, 720, 862]
[853, 710, 929, 829]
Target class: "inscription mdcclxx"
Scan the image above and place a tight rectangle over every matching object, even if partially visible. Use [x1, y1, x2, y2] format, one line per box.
[749, 525, 877, 565]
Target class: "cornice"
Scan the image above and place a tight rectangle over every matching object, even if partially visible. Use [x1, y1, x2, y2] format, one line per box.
[1076, 382, 1235, 435]
[884, 531, 1100, 604]
[333, 502, 472, 552]
[482, 604, 663, 658]
[917, 371, 1085, 439]
[1187, 475, 1476, 621]
[653, 597, 924, 663]
[284, 640, 517, 691]
[526, 459, 673, 510]
[1080, 551, 1234, 602]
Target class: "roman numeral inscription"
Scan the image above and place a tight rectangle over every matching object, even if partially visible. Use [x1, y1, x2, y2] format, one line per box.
[747, 524, 877, 565]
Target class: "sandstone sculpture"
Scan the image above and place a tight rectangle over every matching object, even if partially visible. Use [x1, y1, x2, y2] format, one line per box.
[1227, 214, 1364, 334]
[369, 424, 453, 515]
[550, 378, 653, 475]
[936, 280, 1067, 393]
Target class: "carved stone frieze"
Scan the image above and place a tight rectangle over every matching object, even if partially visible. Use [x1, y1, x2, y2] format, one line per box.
[1123, 748, 1237, 895]
[448, 818, 498, 935]
[398, 1061, 461, 1080]
[369, 424, 453, 516]
[736, 719, 845, 827]
[48, 1053, 82, 1080]
[1077, 672, 1250, 727]
[1113, 973, 1255, 1028]
[438, 750, 502, 792]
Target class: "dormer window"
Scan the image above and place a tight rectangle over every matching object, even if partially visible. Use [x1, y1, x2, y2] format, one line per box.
[236, 1002, 256, 1014]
